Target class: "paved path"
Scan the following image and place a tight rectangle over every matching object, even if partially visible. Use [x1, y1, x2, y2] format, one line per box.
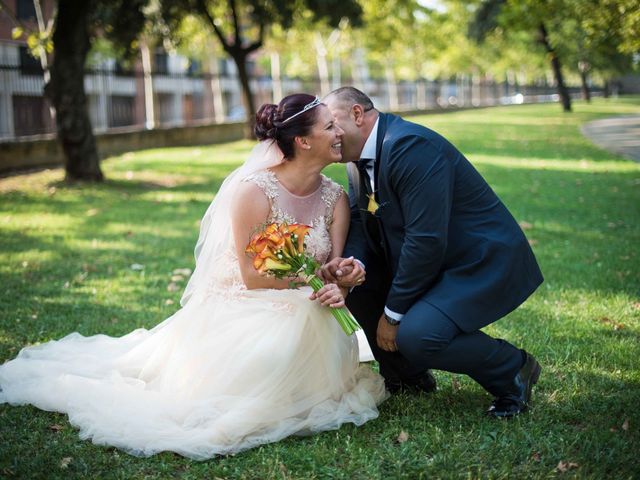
[581, 115, 640, 162]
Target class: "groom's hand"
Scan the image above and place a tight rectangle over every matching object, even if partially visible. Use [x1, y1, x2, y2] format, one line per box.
[377, 314, 399, 352]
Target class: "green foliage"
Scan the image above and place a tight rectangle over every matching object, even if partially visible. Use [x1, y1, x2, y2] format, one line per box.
[1, 97, 640, 478]
[469, 0, 638, 82]
[91, 0, 149, 59]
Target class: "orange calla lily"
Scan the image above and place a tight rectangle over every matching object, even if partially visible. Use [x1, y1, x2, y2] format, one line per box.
[263, 257, 292, 272]
[246, 232, 269, 254]
[289, 224, 311, 253]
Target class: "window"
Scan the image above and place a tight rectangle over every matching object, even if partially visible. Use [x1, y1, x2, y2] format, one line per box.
[16, 0, 37, 21]
[187, 59, 201, 77]
[19, 46, 43, 74]
[154, 51, 169, 75]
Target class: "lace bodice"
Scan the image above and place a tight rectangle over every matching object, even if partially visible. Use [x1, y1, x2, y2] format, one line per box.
[244, 170, 342, 264]
[203, 169, 343, 300]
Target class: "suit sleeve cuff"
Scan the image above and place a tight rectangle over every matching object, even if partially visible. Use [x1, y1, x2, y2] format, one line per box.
[384, 307, 404, 322]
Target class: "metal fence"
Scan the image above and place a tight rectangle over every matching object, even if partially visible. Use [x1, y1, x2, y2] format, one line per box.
[0, 64, 596, 141]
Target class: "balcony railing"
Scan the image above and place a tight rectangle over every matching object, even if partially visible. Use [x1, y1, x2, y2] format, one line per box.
[0, 64, 597, 141]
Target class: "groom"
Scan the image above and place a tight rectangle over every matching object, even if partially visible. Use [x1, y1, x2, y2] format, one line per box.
[322, 87, 544, 418]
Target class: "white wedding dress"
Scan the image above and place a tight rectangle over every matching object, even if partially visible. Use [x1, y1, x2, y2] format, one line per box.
[0, 163, 387, 460]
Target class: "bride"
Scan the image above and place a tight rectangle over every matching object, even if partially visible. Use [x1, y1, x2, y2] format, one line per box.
[0, 93, 387, 460]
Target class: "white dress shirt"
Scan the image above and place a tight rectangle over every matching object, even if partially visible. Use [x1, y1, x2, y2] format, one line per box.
[359, 117, 378, 191]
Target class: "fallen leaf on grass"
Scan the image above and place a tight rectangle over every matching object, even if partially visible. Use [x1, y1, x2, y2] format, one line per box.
[49, 424, 64, 432]
[451, 377, 461, 391]
[598, 317, 625, 330]
[167, 282, 180, 292]
[396, 431, 409, 443]
[59, 457, 72, 469]
[165, 299, 174, 305]
[171, 274, 185, 282]
[531, 451, 541, 462]
[528, 239, 538, 246]
[622, 419, 629, 431]
[632, 302, 640, 310]
[555, 461, 579, 473]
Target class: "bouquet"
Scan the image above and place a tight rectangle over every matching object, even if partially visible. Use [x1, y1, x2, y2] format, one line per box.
[245, 222, 361, 336]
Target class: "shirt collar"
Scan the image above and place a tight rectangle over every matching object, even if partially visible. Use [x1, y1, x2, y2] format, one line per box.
[360, 117, 379, 161]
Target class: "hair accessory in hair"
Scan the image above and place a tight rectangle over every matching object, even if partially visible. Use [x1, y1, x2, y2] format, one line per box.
[282, 96, 321, 124]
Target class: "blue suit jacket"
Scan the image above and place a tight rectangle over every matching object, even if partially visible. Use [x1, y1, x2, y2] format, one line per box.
[345, 113, 543, 332]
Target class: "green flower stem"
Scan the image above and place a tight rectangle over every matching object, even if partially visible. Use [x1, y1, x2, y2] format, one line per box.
[305, 274, 362, 336]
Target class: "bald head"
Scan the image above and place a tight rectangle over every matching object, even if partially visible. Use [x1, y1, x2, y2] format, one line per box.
[324, 86, 375, 112]
[323, 86, 378, 163]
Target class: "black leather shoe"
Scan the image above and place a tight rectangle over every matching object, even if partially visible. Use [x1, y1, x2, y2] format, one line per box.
[487, 352, 541, 419]
[403, 370, 438, 394]
[385, 370, 438, 395]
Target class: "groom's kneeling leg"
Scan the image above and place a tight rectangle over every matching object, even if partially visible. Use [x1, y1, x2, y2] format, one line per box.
[395, 302, 524, 394]
[395, 303, 462, 368]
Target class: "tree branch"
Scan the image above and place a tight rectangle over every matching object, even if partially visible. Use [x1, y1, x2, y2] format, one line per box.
[246, 21, 264, 53]
[537, 22, 553, 53]
[197, 0, 231, 52]
[228, 0, 241, 47]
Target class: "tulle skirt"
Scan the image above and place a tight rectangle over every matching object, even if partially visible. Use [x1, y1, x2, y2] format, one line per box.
[0, 287, 387, 460]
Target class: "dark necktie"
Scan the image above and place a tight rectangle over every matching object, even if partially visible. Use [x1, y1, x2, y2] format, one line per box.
[354, 158, 384, 256]
[355, 158, 373, 197]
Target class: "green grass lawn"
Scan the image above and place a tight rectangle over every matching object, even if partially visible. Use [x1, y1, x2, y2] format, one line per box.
[1, 97, 639, 479]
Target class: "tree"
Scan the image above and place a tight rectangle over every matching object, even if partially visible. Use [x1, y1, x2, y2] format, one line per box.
[1, 0, 151, 181]
[45, 0, 150, 181]
[566, 0, 638, 98]
[469, 0, 573, 112]
[159, 0, 362, 138]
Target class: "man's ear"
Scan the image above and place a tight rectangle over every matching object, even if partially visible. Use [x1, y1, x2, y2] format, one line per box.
[351, 104, 366, 126]
[294, 136, 311, 150]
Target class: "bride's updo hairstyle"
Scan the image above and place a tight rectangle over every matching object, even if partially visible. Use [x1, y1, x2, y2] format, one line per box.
[255, 93, 321, 160]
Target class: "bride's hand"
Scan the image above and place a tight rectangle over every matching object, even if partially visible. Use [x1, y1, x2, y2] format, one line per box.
[310, 283, 346, 308]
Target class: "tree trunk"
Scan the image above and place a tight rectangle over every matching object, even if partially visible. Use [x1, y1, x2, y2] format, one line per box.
[45, 0, 102, 181]
[230, 52, 256, 139]
[603, 80, 610, 98]
[537, 22, 571, 112]
[579, 69, 591, 102]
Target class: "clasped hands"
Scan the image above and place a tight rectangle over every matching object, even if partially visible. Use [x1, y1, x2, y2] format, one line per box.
[316, 257, 398, 353]
[308, 256, 363, 309]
